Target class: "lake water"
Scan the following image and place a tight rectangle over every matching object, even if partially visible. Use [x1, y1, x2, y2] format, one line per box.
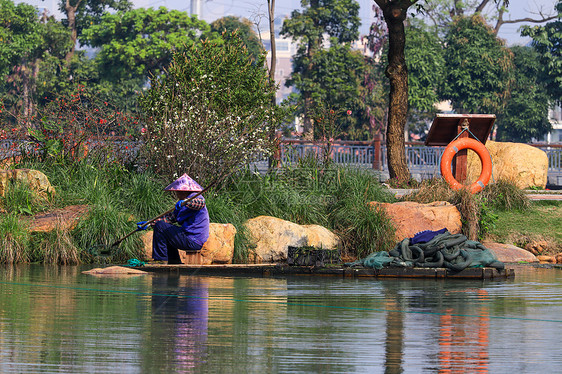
[0, 264, 561, 373]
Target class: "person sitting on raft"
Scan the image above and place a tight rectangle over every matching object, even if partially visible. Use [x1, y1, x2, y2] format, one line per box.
[139, 173, 209, 264]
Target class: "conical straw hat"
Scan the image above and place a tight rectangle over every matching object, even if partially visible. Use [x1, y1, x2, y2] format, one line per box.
[163, 173, 203, 192]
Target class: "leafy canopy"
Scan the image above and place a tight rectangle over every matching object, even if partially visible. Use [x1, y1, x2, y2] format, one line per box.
[495, 46, 552, 142]
[521, 1, 562, 104]
[210, 16, 264, 61]
[81, 7, 211, 81]
[0, 0, 44, 77]
[281, 0, 362, 139]
[440, 15, 513, 114]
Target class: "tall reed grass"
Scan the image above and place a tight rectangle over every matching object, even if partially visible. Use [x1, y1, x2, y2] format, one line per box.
[0, 214, 32, 263]
[7, 154, 400, 263]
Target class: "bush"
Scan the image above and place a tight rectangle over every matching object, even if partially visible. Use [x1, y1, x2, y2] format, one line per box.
[10, 85, 140, 164]
[140, 34, 288, 185]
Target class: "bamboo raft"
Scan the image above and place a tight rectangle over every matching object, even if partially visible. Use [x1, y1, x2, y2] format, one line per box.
[134, 264, 514, 279]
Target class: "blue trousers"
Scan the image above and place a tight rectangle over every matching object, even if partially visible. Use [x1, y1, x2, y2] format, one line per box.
[152, 221, 202, 264]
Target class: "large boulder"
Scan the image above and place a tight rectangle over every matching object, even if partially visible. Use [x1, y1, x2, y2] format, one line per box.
[467, 141, 548, 189]
[141, 222, 237, 265]
[0, 169, 56, 199]
[482, 242, 539, 263]
[245, 216, 340, 264]
[370, 201, 462, 242]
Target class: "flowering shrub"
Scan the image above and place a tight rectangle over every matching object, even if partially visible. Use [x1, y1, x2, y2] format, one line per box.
[139, 34, 287, 184]
[3, 85, 140, 162]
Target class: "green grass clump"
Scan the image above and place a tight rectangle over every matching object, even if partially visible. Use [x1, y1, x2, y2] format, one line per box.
[0, 214, 32, 263]
[481, 179, 530, 211]
[118, 172, 173, 219]
[1, 179, 50, 215]
[7, 153, 400, 263]
[40, 226, 81, 265]
[205, 191, 252, 263]
[71, 200, 146, 263]
[327, 168, 396, 258]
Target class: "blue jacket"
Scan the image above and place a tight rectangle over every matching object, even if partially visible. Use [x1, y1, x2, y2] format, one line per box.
[174, 193, 210, 247]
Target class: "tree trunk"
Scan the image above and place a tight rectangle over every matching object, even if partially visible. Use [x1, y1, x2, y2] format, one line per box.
[64, 0, 81, 62]
[267, 0, 279, 169]
[381, 1, 411, 182]
[301, 0, 320, 141]
[268, 0, 276, 89]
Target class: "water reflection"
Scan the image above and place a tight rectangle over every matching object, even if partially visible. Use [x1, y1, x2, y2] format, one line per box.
[144, 275, 209, 372]
[0, 265, 560, 373]
[436, 290, 490, 374]
[380, 282, 493, 374]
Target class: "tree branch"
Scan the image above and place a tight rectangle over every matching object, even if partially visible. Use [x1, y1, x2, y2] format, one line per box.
[495, 14, 558, 34]
[475, 0, 491, 14]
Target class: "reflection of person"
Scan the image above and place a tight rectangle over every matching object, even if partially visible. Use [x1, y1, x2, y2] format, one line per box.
[147, 275, 209, 371]
[146, 174, 210, 264]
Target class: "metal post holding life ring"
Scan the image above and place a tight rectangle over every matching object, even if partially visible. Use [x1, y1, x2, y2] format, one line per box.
[440, 138, 492, 194]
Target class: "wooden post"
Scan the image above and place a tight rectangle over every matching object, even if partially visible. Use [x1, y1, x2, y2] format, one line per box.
[452, 119, 469, 184]
[372, 132, 382, 170]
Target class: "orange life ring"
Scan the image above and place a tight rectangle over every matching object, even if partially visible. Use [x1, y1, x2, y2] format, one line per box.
[440, 138, 492, 194]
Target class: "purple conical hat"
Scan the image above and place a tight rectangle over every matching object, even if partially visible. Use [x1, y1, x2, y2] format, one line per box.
[164, 173, 203, 192]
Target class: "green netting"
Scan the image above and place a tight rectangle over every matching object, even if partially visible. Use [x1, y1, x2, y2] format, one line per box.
[346, 231, 504, 271]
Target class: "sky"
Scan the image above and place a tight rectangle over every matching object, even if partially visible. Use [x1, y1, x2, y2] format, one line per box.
[16, 0, 560, 46]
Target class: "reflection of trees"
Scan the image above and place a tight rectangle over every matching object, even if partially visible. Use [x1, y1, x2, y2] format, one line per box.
[384, 292, 404, 374]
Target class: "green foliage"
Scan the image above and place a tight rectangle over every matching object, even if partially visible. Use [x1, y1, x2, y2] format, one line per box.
[205, 191, 252, 263]
[440, 15, 514, 114]
[210, 16, 264, 61]
[35, 53, 143, 115]
[0, 0, 43, 77]
[405, 178, 527, 240]
[1, 180, 49, 215]
[282, 0, 361, 44]
[495, 46, 552, 142]
[302, 43, 368, 138]
[72, 202, 145, 262]
[0, 213, 31, 263]
[405, 21, 445, 113]
[0, 0, 72, 120]
[478, 197, 498, 239]
[327, 168, 396, 258]
[81, 7, 211, 82]
[140, 35, 284, 184]
[221, 163, 396, 260]
[18, 85, 141, 163]
[118, 172, 173, 220]
[58, 0, 133, 40]
[281, 0, 362, 138]
[521, 1, 562, 104]
[40, 227, 81, 265]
